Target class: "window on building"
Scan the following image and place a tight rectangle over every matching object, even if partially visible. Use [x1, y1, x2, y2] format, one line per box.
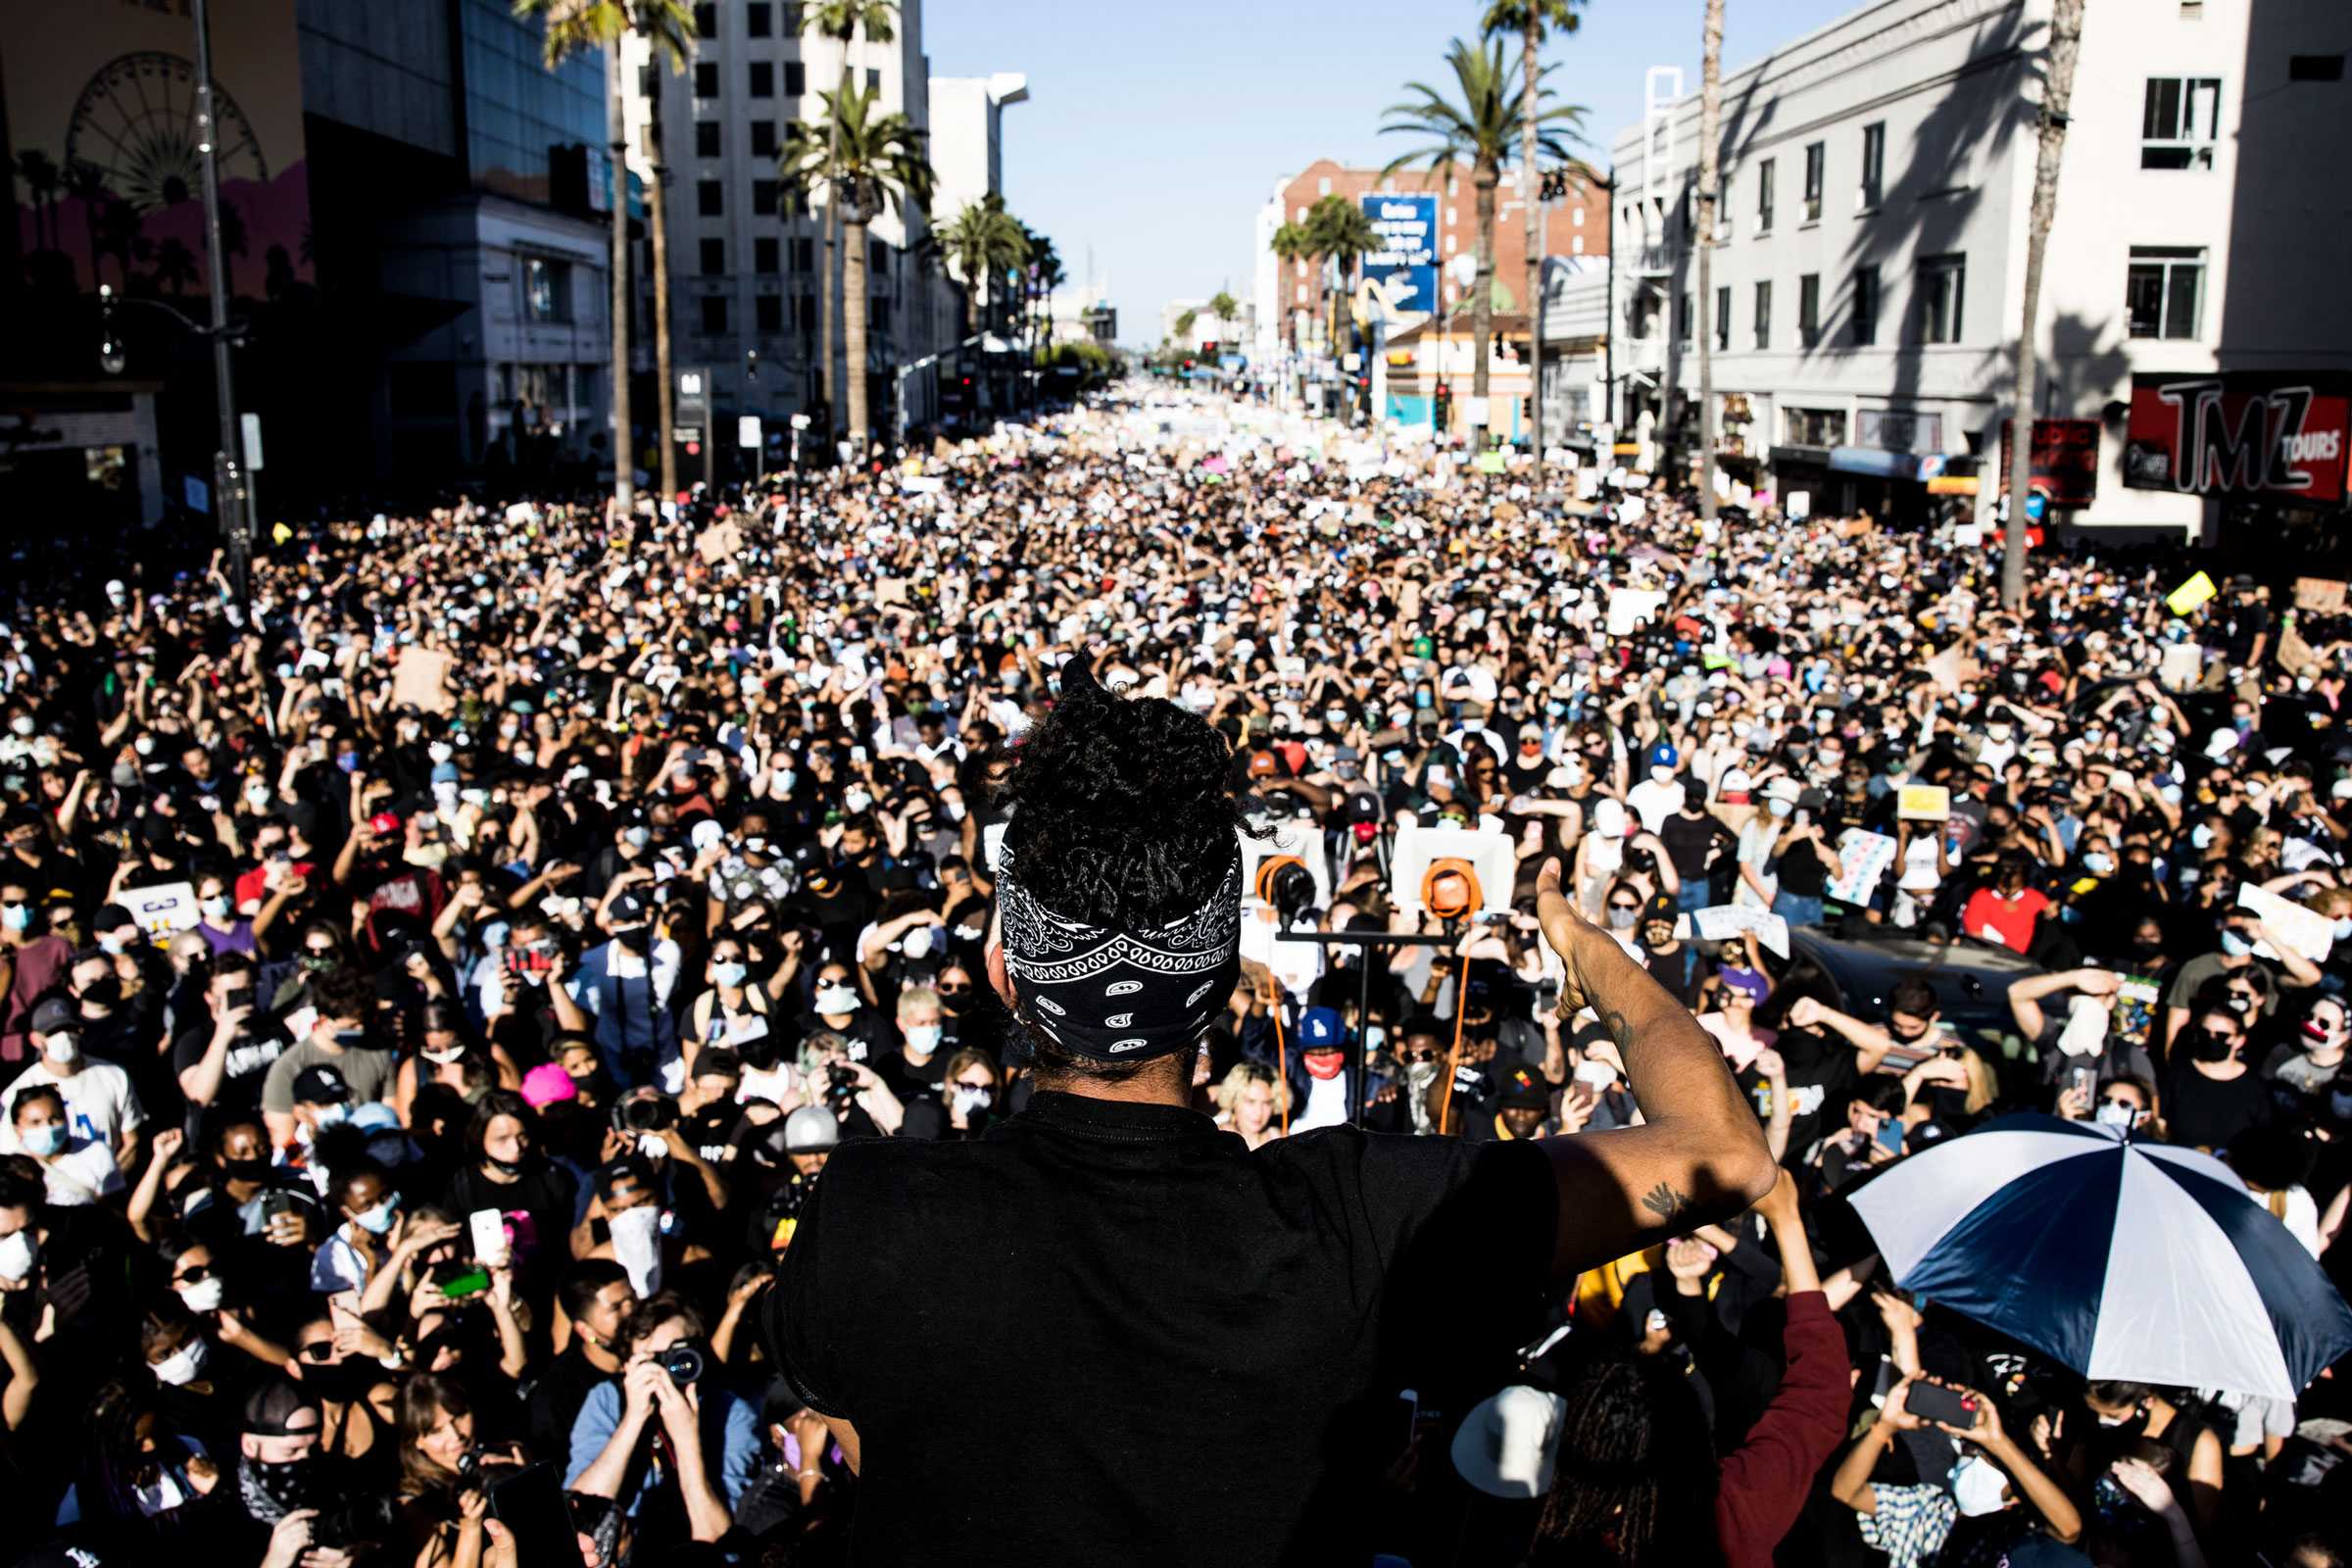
[1853, 264, 1880, 345]
[694, 3, 716, 38]
[698, 179, 723, 217]
[747, 2, 772, 36]
[700, 295, 728, 334]
[751, 121, 776, 157]
[869, 238, 888, 274]
[1753, 279, 1772, 348]
[1798, 272, 1821, 346]
[1571, 234, 1585, 255]
[757, 293, 782, 331]
[2290, 54, 2345, 81]
[1318, 176, 1332, 195]
[798, 294, 815, 331]
[2126, 246, 2205, 338]
[1917, 253, 1965, 343]
[784, 61, 806, 96]
[871, 294, 892, 332]
[1573, 207, 1585, 227]
[792, 237, 814, 271]
[750, 61, 774, 97]
[1803, 142, 1825, 221]
[523, 257, 571, 323]
[752, 179, 777, 216]
[1786, 407, 1846, 446]
[694, 61, 720, 99]
[1860, 122, 1885, 208]
[696, 121, 721, 159]
[1755, 158, 1775, 232]
[2141, 77, 2221, 168]
[756, 236, 780, 274]
[783, 2, 805, 30]
[865, 68, 879, 93]
[700, 237, 724, 276]
[1714, 285, 1731, 351]
[1677, 291, 1691, 340]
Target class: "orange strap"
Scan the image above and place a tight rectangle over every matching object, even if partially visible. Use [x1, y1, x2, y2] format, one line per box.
[1434, 948, 1472, 1137]
[1272, 998, 1292, 1137]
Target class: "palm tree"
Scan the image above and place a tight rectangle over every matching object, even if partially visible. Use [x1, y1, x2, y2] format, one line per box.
[1382, 37, 1580, 441]
[1484, 0, 1583, 477]
[938, 193, 1026, 335]
[803, 0, 899, 437]
[216, 196, 249, 299]
[1697, 0, 1723, 523]
[16, 150, 58, 253]
[2003, 0, 2085, 610]
[779, 78, 933, 452]
[1270, 221, 1309, 354]
[514, 0, 694, 509]
[151, 236, 198, 295]
[63, 159, 107, 288]
[1302, 193, 1377, 363]
[1173, 308, 1199, 344]
[1207, 290, 1240, 348]
[1030, 244, 1066, 387]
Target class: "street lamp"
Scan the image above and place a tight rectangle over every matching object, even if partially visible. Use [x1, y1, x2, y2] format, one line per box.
[91, 0, 260, 609]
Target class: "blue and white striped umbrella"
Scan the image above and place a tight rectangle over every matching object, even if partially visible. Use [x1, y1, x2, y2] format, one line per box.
[1849, 1113, 2352, 1399]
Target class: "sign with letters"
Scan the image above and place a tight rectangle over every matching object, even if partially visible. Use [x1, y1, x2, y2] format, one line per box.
[2124, 371, 2349, 502]
[1358, 193, 1439, 318]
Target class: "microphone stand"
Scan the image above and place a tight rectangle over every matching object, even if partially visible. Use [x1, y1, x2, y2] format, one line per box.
[1273, 922, 1460, 1126]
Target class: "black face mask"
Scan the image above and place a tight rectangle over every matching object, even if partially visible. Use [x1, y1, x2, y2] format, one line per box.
[615, 926, 654, 955]
[2190, 1029, 2237, 1063]
[483, 1151, 532, 1176]
[237, 1453, 319, 1522]
[81, 978, 123, 1010]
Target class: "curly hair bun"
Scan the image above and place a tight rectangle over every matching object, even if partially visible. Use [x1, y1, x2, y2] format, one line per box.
[1000, 655, 1243, 931]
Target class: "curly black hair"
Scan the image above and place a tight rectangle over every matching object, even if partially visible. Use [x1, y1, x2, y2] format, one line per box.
[998, 659, 1245, 930]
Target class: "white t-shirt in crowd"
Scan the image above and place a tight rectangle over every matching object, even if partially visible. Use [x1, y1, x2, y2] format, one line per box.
[0, 1058, 146, 1157]
[34, 1136, 123, 1207]
[1295, 1071, 1351, 1133]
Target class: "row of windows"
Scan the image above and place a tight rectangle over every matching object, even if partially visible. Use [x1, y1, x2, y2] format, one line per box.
[693, 59, 878, 99]
[695, 177, 809, 218]
[691, 292, 893, 335]
[1658, 243, 2204, 351]
[696, 119, 781, 158]
[701, 235, 817, 274]
[694, 2, 805, 38]
[1642, 75, 2232, 249]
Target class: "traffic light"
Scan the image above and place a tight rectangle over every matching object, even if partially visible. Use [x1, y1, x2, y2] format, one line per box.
[1434, 382, 1452, 428]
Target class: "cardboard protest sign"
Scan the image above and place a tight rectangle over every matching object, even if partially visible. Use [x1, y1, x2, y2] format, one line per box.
[1828, 829, 1897, 907]
[2238, 883, 2333, 966]
[392, 647, 455, 713]
[1897, 784, 1952, 821]
[695, 520, 744, 564]
[2294, 578, 2347, 613]
[120, 882, 198, 944]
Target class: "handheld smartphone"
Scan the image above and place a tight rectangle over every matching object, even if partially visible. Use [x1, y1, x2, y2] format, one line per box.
[1869, 1355, 1896, 1408]
[1906, 1382, 1980, 1429]
[260, 1189, 298, 1223]
[486, 1462, 576, 1568]
[431, 1260, 492, 1301]
[468, 1208, 511, 1269]
[327, 1290, 363, 1331]
[1874, 1118, 1907, 1156]
[2067, 1064, 2098, 1102]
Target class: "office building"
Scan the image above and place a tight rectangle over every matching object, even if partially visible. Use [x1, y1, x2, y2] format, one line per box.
[1605, 0, 2352, 533]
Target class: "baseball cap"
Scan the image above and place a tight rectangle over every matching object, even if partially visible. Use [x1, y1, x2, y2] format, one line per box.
[1450, 1385, 1567, 1498]
[1719, 767, 1754, 797]
[1246, 749, 1281, 780]
[1298, 1006, 1346, 1052]
[1497, 1067, 1551, 1111]
[518, 1061, 576, 1108]
[292, 1062, 352, 1106]
[1644, 742, 1680, 770]
[611, 889, 651, 923]
[783, 1105, 840, 1152]
[368, 811, 403, 836]
[1763, 776, 1803, 806]
[29, 998, 76, 1036]
[93, 904, 135, 932]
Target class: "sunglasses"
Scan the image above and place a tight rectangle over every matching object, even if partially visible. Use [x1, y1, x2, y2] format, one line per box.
[300, 1341, 336, 1361]
[954, 1078, 995, 1092]
[174, 1263, 214, 1285]
[937, 983, 970, 996]
[1608, 902, 1641, 912]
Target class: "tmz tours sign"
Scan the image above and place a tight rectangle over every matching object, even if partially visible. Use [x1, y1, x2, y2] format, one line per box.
[2124, 373, 2350, 504]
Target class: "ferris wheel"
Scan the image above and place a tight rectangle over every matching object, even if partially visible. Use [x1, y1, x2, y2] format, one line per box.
[63, 50, 267, 211]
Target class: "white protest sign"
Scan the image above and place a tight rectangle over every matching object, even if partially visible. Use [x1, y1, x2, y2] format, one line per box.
[1605, 588, 1669, 638]
[2238, 883, 2334, 966]
[1828, 829, 1898, 907]
[1693, 905, 1791, 958]
[120, 881, 199, 944]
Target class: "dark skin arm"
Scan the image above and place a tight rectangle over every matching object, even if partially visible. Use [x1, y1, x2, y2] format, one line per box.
[1534, 857, 1778, 1278]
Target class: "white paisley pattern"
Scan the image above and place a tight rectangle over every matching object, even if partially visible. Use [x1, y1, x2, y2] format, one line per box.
[998, 855, 1243, 1054]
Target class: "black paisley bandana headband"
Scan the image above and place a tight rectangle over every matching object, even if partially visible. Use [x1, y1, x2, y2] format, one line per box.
[997, 852, 1243, 1062]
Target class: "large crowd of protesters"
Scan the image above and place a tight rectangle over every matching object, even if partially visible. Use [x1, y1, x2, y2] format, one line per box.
[0, 383, 2348, 1568]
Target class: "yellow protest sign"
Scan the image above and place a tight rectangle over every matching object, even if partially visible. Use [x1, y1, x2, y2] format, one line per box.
[2165, 571, 2217, 616]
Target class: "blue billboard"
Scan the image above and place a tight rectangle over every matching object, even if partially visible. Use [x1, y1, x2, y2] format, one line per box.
[1360, 192, 1439, 318]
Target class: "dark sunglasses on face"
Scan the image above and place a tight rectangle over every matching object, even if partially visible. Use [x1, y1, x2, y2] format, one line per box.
[1608, 901, 1640, 912]
[300, 1341, 335, 1361]
[937, 983, 970, 996]
[174, 1263, 214, 1285]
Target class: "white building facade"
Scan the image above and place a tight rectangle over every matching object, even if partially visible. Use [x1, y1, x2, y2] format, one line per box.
[1606, 0, 2352, 533]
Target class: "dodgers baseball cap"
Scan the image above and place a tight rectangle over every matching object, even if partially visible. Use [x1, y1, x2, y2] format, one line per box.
[1298, 1006, 1347, 1052]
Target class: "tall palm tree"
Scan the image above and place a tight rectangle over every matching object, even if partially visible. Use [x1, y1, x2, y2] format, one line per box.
[1483, 0, 1583, 476]
[151, 236, 198, 295]
[1697, 0, 1723, 523]
[803, 0, 898, 438]
[16, 150, 58, 253]
[1031, 245, 1066, 381]
[2003, 0, 2086, 610]
[1270, 221, 1309, 354]
[1207, 290, 1240, 347]
[938, 194, 1026, 335]
[1381, 37, 1579, 440]
[1302, 193, 1377, 363]
[514, 0, 694, 507]
[63, 160, 107, 289]
[779, 79, 933, 452]
[1173, 308, 1199, 343]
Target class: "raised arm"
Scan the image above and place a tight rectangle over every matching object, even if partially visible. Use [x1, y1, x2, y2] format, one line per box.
[1534, 858, 1776, 1278]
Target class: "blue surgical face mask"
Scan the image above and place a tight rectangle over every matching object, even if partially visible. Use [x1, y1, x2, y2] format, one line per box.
[711, 961, 750, 988]
[2220, 930, 2253, 958]
[22, 1123, 67, 1156]
[2082, 852, 2115, 876]
[2190, 824, 2214, 851]
[313, 1102, 351, 1130]
[354, 1195, 399, 1234]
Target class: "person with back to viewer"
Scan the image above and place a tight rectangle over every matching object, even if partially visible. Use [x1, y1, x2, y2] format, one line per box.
[764, 656, 1777, 1565]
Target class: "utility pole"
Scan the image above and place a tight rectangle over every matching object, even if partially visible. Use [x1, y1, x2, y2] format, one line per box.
[193, 0, 256, 611]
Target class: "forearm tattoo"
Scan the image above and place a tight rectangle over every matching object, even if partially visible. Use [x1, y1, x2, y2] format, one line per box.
[1642, 1181, 1693, 1222]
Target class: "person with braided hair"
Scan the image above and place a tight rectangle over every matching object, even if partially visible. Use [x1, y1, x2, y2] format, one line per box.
[764, 655, 1776, 1565]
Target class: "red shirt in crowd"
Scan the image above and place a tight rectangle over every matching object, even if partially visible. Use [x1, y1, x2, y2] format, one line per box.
[1960, 886, 2051, 955]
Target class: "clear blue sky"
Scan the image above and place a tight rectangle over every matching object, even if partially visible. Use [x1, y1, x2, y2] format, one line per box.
[924, 0, 1860, 343]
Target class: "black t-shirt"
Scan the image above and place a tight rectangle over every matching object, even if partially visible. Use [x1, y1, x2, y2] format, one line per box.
[1775, 837, 1828, 898]
[1739, 1026, 1857, 1165]
[2162, 1061, 2272, 1151]
[875, 1046, 947, 1103]
[172, 1017, 289, 1126]
[767, 1091, 1555, 1566]
[1657, 809, 1728, 882]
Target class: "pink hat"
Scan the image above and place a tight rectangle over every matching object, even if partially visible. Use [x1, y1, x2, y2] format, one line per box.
[520, 1061, 576, 1108]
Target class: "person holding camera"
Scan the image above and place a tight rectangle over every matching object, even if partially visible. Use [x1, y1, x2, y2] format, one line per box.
[392, 1372, 525, 1568]
[564, 1292, 760, 1550]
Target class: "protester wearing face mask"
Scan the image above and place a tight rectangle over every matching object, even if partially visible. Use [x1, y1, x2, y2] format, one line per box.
[2079, 1380, 2227, 1537]
[3, 995, 147, 1174]
[2161, 989, 2269, 1152]
[309, 1161, 403, 1294]
[0, 879, 75, 1064]
[798, 961, 894, 1062]
[524, 1260, 638, 1472]
[2264, 995, 2349, 1122]
[11, 1082, 122, 1207]
[259, 970, 395, 1152]
[1831, 1375, 2082, 1564]
[685, 936, 775, 1076]
[551, 886, 683, 1092]
[875, 984, 951, 1102]
[2162, 908, 2313, 1057]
